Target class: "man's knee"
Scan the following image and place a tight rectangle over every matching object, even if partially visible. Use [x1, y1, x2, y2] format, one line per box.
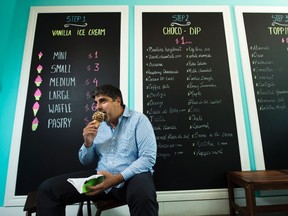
[37, 178, 51, 195]
[126, 173, 158, 215]
[127, 172, 157, 200]
[37, 175, 61, 199]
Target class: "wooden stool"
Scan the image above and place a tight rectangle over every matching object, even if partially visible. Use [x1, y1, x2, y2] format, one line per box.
[24, 191, 126, 216]
[227, 170, 288, 216]
[78, 198, 126, 216]
[24, 192, 37, 216]
[23, 191, 91, 216]
[93, 199, 126, 216]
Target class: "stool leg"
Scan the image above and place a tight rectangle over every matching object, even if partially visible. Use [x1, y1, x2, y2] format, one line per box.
[245, 184, 256, 216]
[95, 209, 102, 216]
[87, 200, 91, 216]
[77, 202, 84, 216]
[227, 174, 237, 216]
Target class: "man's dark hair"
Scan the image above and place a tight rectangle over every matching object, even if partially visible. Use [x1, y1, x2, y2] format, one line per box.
[92, 84, 124, 106]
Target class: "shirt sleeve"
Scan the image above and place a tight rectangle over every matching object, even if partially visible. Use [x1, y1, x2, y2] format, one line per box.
[120, 114, 157, 180]
[78, 144, 96, 165]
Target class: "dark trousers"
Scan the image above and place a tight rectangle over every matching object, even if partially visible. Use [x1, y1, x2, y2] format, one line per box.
[36, 170, 158, 216]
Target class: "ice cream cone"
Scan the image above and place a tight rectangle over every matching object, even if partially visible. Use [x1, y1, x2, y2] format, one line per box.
[38, 52, 43, 59]
[32, 102, 40, 116]
[34, 75, 42, 87]
[34, 89, 42, 101]
[33, 109, 38, 116]
[32, 117, 39, 131]
[92, 111, 106, 127]
[37, 65, 43, 73]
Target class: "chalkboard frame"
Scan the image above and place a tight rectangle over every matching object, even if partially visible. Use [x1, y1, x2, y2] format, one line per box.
[135, 6, 249, 202]
[5, 6, 128, 206]
[235, 6, 288, 170]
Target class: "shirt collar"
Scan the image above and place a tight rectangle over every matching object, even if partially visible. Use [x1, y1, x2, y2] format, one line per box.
[122, 105, 130, 118]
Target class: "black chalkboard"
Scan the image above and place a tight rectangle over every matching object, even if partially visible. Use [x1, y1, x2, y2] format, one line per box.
[15, 11, 123, 195]
[241, 12, 288, 170]
[141, 11, 242, 191]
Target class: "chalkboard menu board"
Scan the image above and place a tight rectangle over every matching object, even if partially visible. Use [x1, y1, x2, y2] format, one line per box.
[236, 6, 288, 170]
[135, 6, 249, 193]
[5, 6, 128, 205]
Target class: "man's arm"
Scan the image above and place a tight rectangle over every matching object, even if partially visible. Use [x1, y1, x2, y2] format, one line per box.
[79, 120, 99, 165]
[120, 114, 157, 181]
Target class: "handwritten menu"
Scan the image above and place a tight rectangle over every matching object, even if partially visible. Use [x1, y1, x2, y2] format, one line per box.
[15, 12, 122, 195]
[141, 12, 241, 190]
[240, 12, 288, 169]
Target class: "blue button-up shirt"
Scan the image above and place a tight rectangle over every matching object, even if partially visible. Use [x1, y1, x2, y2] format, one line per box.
[78, 106, 157, 189]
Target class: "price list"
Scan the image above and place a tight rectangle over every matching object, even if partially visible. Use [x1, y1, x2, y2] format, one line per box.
[141, 11, 242, 190]
[241, 11, 288, 170]
[15, 11, 123, 195]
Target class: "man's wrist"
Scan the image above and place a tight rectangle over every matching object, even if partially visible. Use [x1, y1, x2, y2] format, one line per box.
[114, 173, 124, 185]
[83, 142, 93, 148]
